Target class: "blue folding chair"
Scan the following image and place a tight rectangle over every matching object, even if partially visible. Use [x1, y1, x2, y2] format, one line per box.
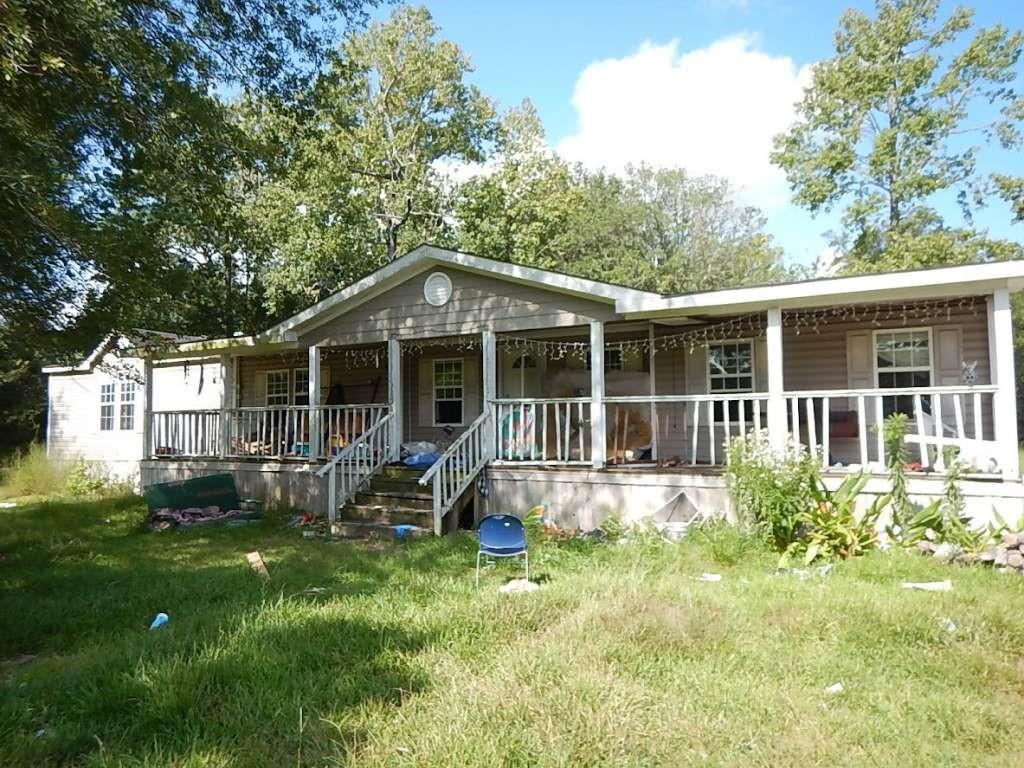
[476, 514, 529, 586]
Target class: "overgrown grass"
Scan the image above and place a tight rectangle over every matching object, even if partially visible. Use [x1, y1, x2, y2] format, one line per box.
[0, 443, 69, 498]
[2, 498, 1024, 766]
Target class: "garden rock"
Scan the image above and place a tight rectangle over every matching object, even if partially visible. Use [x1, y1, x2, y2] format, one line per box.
[970, 531, 1024, 574]
[931, 543, 963, 563]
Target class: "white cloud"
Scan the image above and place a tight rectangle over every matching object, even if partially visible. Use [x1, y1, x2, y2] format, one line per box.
[556, 35, 812, 210]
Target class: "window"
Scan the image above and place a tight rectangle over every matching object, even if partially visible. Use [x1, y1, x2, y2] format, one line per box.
[100, 383, 115, 431]
[433, 359, 464, 425]
[266, 370, 290, 406]
[293, 368, 309, 406]
[585, 349, 624, 371]
[119, 381, 136, 430]
[707, 340, 754, 422]
[876, 329, 932, 418]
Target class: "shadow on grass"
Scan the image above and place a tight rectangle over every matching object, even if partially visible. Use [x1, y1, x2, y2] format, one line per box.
[0, 496, 449, 766]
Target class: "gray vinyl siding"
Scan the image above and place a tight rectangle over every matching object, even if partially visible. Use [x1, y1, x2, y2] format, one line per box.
[236, 354, 388, 408]
[297, 267, 619, 347]
[403, 346, 482, 445]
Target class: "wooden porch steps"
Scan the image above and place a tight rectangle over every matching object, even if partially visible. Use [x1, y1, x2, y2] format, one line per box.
[331, 464, 434, 539]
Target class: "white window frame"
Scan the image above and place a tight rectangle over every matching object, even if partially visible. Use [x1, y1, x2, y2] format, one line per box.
[872, 327, 934, 388]
[265, 369, 290, 407]
[100, 382, 115, 431]
[705, 339, 756, 426]
[293, 367, 310, 406]
[119, 381, 136, 430]
[705, 339, 755, 394]
[433, 357, 465, 427]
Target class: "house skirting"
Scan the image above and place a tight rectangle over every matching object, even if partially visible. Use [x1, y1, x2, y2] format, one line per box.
[482, 466, 1024, 531]
[139, 459, 1024, 532]
[140, 459, 326, 513]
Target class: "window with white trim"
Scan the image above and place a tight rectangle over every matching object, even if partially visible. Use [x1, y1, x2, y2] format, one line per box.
[707, 340, 754, 422]
[293, 368, 309, 406]
[433, 358, 464, 425]
[266, 370, 290, 406]
[119, 381, 136, 430]
[100, 383, 115, 431]
[875, 329, 932, 418]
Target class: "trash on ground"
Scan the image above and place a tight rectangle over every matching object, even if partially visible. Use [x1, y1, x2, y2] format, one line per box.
[940, 617, 957, 633]
[393, 524, 420, 540]
[246, 551, 270, 580]
[697, 572, 723, 583]
[825, 682, 844, 695]
[149, 612, 169, 630]
[0, 501, 17, 508]
[34, 728, 46, 739]
[498, 578, 539, 595]
[1, 653, 37, 668]
[148, 505, 249, 531]
[900, 580, 953, 592]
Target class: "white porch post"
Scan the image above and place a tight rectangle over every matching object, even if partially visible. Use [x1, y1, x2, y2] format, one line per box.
[648, 322, 658, 462]
[590, 320, 607, 468]
[142, 357, 154, 459]
[218, 353, 233, 459]
[991, 288, 1019, 477]
[482, 330, 497, 459]
[307, 345, 322, 459]
[766, 307, 787, 451]
[387, 337, 402, 462]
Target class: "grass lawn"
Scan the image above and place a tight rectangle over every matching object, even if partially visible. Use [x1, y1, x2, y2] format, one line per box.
[2, 496, 1024, 767]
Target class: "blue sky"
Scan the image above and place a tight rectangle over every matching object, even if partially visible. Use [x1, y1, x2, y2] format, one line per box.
[371, 0, 1024, 268]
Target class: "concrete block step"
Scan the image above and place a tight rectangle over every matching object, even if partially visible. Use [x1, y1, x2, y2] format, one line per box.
[380, 465, 428, 480]
[354, 490, 433, 511]
[330, 519, 429, 540]
[341, 504, 432, 526]
[368, 476, 427, 493]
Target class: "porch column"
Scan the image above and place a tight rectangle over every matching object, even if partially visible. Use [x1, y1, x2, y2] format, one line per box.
[307, 345, 322, 459]
[481, 330, 497, 459]
[648, 322, 658, 462]
[142, 357, 154, 459]
[991, 288, 1019, 477]
[590, 320, 607, 468]
[387, 337, 402, 461]
[218, 353, 233, 459]
[766, 307, 787, 451]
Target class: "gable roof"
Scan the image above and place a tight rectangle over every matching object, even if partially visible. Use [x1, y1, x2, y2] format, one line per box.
[261, 244, 663, 341]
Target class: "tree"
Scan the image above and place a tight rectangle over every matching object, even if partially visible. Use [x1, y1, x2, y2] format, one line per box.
[457, 104, 790, 292]
[771, 0, 1024, 272]
[249, 6, 496, 313]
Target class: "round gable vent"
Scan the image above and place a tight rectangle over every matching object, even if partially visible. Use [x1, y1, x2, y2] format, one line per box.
[424, 272, 453, 307]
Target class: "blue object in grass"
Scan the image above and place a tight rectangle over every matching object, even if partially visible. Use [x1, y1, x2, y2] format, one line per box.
[403, 452, 441, 468]
[394, 524, 416, 540]
[476, 514, 529, 586]
[149, 612, 169, 630]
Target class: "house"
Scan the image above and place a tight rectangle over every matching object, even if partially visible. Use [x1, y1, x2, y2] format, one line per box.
[45, 245, 1024, 533]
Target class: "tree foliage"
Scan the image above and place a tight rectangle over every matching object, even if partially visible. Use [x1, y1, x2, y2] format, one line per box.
[248, 6, 496, 314]
[771, 0, 1024, 272]
[456, 103, 792, 292]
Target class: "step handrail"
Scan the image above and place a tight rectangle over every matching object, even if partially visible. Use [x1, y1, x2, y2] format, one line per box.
[317, 413, 393, 524]
[418, 409, 493, 535]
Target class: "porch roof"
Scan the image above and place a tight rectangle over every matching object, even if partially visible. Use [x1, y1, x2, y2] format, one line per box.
[620, 260, 1024, 319]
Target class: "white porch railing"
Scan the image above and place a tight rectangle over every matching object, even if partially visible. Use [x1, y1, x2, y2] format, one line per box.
[783, 385, 999, 472]
[149, 404, 387, 460]
[317, 412, 393, 523]
[150, 410, 221, 457]
[492, 398, 592, 464]
[419, 409, 493, 535]
[605, 394, 771, 466]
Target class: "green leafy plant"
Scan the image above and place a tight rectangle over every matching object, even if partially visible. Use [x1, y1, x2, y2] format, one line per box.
[896, 453, 982, 550]
[881, 412, 912, 533]
[782, 473, 889, 566]
[692, 519, 758, 566]
[725, 430, 818, 550]
[598, 514, 627, 542]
